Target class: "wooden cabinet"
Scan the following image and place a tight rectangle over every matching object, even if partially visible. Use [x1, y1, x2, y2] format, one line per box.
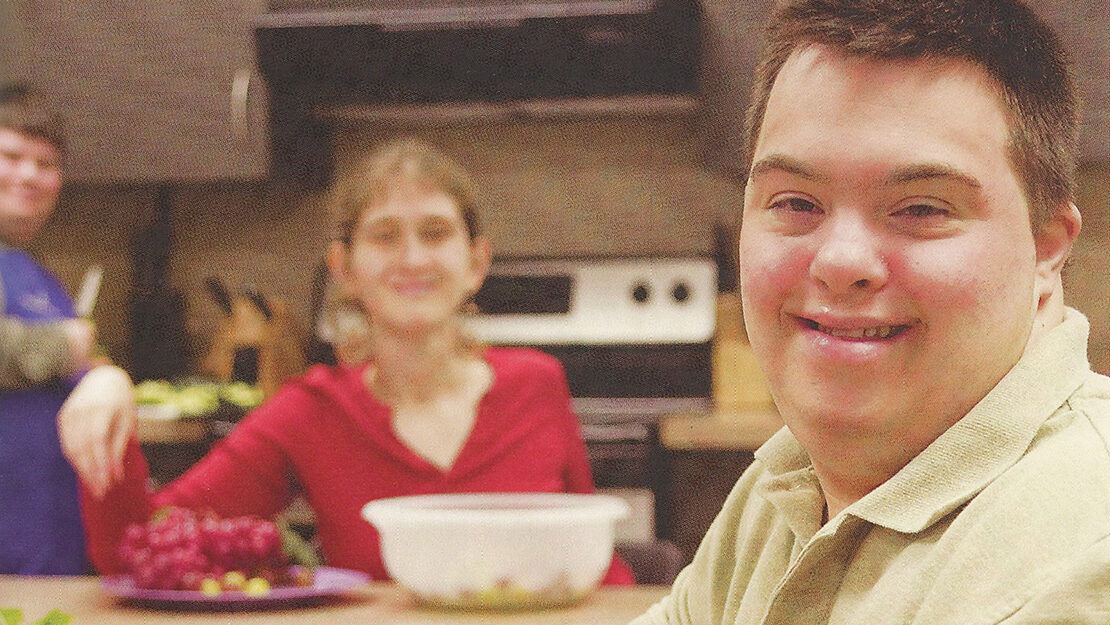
[697, 0, 773, 179]
[1033, 0, 1110, 163]
[18, 1, 269, 183]
[0, 2, 29, 87]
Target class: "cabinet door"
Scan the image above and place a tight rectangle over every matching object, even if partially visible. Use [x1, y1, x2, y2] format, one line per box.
[1033, 0, 1110, 163]
[20, 1, 268, 183]
[0, 2, 30, 86]
[697, 0, 774, 178]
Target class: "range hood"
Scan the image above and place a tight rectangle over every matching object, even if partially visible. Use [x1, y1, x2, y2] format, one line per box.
[254, 0, 701, 184]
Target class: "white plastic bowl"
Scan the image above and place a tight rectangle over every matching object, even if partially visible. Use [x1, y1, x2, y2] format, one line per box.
[362, 492, 629, 610]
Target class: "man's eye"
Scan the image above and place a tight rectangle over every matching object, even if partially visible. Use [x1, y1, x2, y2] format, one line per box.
[895, 203, 949, 218]
[0, 150, 59, 172]
[769, 196, 819, 213]
[364, 228, 398, 244]
[421, 225, 452, 242]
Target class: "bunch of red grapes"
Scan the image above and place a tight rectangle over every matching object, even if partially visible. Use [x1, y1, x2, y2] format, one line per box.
[118, 507, 301, 591]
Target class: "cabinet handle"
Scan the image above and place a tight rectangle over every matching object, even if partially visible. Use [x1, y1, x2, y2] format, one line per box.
[230, 68, 252, 143]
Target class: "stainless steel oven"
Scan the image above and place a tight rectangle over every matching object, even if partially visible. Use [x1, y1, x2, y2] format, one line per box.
[468, 255, 716, 541]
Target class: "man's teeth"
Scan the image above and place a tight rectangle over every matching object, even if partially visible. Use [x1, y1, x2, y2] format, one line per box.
[817, 324, 898, 339]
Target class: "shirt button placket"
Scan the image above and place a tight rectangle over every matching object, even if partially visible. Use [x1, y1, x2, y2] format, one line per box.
[758, 519, 861, 625]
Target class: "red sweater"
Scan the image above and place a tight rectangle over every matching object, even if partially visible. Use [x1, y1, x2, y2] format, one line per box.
[80, 347, 633, 584]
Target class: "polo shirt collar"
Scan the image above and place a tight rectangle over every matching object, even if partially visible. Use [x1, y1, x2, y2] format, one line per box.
[754, 308, 1091, 536]
[754, 429, 825, 542]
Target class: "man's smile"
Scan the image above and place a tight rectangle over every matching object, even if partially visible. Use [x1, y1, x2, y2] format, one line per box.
[798, 317, 913, 340]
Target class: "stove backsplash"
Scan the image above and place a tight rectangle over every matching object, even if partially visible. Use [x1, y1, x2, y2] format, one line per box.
[332, 115, 743, 259]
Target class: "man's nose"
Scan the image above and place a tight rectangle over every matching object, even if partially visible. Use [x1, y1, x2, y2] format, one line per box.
[398, 232, 432, 265]
[809, 214, 888, 295]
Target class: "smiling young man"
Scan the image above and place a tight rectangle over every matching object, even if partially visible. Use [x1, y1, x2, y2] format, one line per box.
[630, 1, 1109, 624]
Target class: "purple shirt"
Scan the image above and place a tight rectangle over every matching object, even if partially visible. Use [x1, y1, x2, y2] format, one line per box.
[0, 247, 87, 574]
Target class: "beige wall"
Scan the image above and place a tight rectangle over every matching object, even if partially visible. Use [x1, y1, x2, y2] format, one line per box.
[1067, 165, 1110, 374]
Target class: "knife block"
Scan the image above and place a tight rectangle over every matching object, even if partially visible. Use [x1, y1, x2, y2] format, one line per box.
[712, 293, 775, 412]
[202, 295, 305, 397]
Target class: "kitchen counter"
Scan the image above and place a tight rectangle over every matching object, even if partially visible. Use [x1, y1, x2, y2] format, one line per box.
[136, 416, 209, 444]
[138, 410, 788, 451]
[660, 408, 783, 451]
[0, 576, 667, 624]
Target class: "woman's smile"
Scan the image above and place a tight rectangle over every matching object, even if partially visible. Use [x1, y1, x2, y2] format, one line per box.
[389, 277, 438, 298]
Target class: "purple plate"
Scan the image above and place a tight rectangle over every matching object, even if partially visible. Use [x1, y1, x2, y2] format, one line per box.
[101, 566, 370, 611]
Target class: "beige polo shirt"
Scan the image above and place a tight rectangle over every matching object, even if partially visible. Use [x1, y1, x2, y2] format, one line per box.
[632, 308, 1110, 625]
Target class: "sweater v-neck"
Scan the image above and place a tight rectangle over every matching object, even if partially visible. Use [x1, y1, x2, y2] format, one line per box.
[345, 349, 498, 478]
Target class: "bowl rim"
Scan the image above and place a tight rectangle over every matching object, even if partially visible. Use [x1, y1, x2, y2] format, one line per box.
[361, 492, 630, 527]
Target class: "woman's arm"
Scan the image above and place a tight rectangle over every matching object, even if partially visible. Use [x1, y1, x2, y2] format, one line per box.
[58, 364, 136, 496]
[72, 382, 306, 573]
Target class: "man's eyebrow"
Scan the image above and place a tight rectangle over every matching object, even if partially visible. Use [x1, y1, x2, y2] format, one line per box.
[886, 163, 983, 189]
[748, 154, 829, 183]
[358, 214, 398, 227]
[749, 155, 984, 190]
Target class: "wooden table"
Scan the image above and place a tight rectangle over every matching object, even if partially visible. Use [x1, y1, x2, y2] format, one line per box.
[0, 576, 667, 624]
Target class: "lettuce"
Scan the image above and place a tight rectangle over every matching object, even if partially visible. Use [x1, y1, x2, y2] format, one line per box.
[0, 609, 71, 625]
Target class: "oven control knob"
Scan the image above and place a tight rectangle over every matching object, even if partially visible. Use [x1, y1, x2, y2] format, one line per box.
[632, 282, 651, 303]
[672, 281, 691, 303]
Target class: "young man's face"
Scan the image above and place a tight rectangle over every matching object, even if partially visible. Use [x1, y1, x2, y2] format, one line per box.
[0, 127, 62, 246]
[740, 45, 1067, 452]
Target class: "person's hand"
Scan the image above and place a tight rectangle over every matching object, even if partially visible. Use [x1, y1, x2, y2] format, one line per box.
[61, 318, 98, 373]
[57, 364, 137, 498]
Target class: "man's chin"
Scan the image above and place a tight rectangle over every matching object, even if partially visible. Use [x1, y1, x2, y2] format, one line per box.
[387, 311, 455, 335]
[0, 211, 51, 245]
[0, 224, 41, 246]
[780, 391, 894, 437]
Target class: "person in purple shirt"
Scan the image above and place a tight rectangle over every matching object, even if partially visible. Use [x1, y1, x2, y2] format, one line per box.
[0, 85, 106, 574]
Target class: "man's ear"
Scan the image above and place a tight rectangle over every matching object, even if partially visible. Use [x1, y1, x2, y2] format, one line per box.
[1034, 202, 1082, 306]
[468, 236, 492, 294]
[326, 240, 350, 290]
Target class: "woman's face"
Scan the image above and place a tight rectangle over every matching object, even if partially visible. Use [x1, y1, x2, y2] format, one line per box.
[330, 183, 489, 337]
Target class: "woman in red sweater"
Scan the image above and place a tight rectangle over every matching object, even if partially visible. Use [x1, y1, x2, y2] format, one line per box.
[56, 138, 633, 584]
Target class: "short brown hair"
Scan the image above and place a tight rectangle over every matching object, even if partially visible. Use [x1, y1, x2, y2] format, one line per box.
[744, 0, 1078, 230]
[330, 137, 482, 246]
[0, 84, 66, 153]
